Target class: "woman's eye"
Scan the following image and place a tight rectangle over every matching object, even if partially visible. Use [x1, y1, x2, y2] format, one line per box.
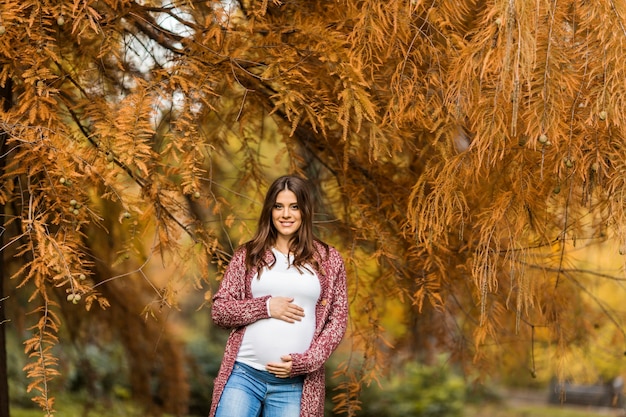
[290, 205, 299, 210]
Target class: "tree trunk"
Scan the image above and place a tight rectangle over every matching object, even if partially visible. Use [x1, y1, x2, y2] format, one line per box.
[0, 211, 9, 417]
[0, 76, 13, 417]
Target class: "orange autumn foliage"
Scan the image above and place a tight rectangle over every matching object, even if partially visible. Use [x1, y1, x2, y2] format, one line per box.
[1, 0, 626, 415]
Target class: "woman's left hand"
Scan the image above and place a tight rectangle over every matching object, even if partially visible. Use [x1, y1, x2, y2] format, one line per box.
[266, 355, 293, 378]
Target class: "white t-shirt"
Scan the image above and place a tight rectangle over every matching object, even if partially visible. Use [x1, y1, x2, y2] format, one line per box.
[236, 249, 321, 370]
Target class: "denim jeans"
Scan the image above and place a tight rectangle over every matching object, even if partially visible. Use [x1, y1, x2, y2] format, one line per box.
[215, 362, 304, 417]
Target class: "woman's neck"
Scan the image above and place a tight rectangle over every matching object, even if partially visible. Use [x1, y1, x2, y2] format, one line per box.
[274, 238, 291, 255]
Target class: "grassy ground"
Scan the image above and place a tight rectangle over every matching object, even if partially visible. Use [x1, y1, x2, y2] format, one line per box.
[11, 396, 625, 417]
[11, 397, 146, 417]
[466, 403, 624, 417]
[12, 404, 623, 417]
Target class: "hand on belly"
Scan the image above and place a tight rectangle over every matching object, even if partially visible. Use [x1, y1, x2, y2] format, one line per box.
[269, 296, 305, 323]
[266, 355, 293, 378]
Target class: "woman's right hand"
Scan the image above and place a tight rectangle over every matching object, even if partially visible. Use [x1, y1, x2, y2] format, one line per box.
[269, 297, 305, 323]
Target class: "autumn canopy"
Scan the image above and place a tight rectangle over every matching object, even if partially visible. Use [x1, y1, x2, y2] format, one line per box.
[2, 0, 626, 415]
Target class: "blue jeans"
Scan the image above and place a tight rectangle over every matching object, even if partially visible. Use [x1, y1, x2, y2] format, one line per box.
[215, 362, 304, 417]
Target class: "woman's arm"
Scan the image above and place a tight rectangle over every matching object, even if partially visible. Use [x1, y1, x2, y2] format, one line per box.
[211, 248, 271, 329]
[289, 250, 348, 375]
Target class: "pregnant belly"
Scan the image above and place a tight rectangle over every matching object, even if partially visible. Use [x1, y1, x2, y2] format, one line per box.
[239, 317, 315, 365]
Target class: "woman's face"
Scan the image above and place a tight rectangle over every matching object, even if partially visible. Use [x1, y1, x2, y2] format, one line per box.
[272, 189, 302, 242]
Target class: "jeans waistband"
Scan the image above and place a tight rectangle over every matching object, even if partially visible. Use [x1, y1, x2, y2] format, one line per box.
[234, 361, 305, 385]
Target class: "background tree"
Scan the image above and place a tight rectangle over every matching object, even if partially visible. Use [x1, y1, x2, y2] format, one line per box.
[1, 0, 626, 415]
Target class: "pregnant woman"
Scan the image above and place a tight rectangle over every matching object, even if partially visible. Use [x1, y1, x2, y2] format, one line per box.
[209, 175, 348, 417]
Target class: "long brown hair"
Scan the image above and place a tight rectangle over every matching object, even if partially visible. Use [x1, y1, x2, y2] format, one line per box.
[244, 175, 325, 274]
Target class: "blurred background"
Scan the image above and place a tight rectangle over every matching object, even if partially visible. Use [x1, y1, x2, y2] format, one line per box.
[2, 0, 626, 416]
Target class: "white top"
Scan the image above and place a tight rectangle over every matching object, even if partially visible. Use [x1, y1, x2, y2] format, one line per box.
[236, 248, 321, 370]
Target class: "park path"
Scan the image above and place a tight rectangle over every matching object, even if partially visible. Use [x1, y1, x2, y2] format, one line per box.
[504, 388, 626, 416]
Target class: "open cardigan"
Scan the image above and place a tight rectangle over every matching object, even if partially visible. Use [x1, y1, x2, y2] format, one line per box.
[209, 241, 348, 417]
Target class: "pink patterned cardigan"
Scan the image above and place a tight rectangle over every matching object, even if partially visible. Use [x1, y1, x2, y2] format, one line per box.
[209, 241, 348, 417]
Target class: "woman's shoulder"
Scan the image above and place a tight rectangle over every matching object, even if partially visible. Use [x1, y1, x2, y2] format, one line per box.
[228, 244, 249, 264]
[232, 242, 273, 264]
[313, 240, 343, 263]
[234, 244, 248, 255]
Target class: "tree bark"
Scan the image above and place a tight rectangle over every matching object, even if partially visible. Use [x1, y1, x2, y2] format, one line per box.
[0, 214, 9, 417]
[0, 76, 13, 417]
